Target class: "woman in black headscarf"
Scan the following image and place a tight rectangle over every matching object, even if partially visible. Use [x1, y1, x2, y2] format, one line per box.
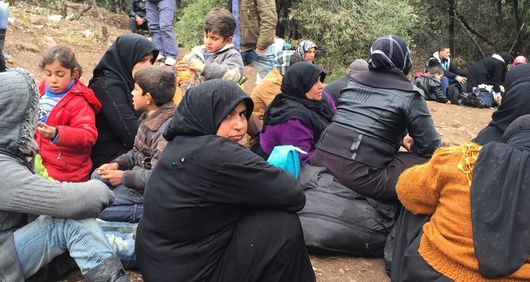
[310, 35, 441, 202]
[89, 33, 158, 169]
[259, 61, 335, 163]
[136, 79, 315, 282]
[474, 63, 530, 145]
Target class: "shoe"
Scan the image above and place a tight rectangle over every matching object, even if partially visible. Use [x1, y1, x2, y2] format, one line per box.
[155, 53, 165, 62]
[164, 56, 176, 66]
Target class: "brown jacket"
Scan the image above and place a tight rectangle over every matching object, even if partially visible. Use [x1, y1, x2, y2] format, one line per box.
[228, 0, 277, 52]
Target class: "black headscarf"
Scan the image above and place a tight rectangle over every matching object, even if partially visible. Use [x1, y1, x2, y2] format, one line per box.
[89, 33, 158, 93]
[367, 35, 412, 76]
[471, 114, 530, 278]
[475, 63, 530, 144]
[263, 62, 333, 144]
[164, 79, 253, 141]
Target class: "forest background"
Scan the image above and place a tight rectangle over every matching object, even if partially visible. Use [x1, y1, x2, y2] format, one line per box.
[6, 0, 530, 80]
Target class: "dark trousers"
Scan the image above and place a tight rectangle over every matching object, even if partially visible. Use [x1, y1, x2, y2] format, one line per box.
[311, 148, 428, 202]
[211, 210, 316, 282]
[389, 208, 451, 282]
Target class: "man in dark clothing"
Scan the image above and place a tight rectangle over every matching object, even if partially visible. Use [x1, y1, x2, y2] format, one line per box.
[324, 58, 368, 104]
[428, 47, 467, 95]
[128, 0, 148, 35]
[466, 52, 513, 93]
[136, 80, 315, 282]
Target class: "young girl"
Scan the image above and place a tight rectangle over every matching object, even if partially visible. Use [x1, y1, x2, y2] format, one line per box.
[35, 45, 101, 182]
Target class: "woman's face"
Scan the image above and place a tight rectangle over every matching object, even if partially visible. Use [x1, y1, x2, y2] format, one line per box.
[216, 101, 248, 142]
[305, 77, 325, 101]
[131, 53, 154, 78]
[304, 47, 316, 63]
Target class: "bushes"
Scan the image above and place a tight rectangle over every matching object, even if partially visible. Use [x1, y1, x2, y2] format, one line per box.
[174, 0, 224, 48]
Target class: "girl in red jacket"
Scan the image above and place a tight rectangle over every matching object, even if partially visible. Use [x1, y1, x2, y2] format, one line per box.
[35, 45, 102, 182]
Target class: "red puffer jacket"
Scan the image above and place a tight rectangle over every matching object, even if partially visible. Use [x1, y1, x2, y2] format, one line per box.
[36, 79, 102, 182]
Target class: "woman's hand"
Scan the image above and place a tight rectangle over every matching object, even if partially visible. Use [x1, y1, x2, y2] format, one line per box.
[402, 134, 414, 151]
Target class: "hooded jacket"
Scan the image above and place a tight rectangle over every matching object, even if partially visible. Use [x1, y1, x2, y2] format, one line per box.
[36, 79, 101, 182]
[0, 70, 113, 282]
[89, 34, 158, 169]
[466, 54, 511, 92]
[136, 80, 305, 281]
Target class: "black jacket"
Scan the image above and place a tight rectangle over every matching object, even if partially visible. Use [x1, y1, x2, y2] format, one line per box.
[414, 74, 448, 103]
[128, 0, 146, 18]
[466, 56, 508, 92]
[136, 80, 306, 281]
[330, 70, 440, 167]
[323, 75, 352, 104]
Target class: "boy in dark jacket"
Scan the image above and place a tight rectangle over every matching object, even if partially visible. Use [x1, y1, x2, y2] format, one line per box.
[94, 66, 176, 223]
[414, 65, 449, 103]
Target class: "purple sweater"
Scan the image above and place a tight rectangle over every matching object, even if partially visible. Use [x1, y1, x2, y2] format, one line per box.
[260, 94, 336, 163]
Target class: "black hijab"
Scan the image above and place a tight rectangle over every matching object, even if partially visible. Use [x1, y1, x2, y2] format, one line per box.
[89, 33, 158, 92]
[263, 62, 333, 144]
[164, 79, 253, 141]
[367, 35, 412, 76]
[477, 64, 530, 144]
[471, 114, 530, 278]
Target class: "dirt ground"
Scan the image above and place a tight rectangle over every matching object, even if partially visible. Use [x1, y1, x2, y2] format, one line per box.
[4, 3, 493, 282]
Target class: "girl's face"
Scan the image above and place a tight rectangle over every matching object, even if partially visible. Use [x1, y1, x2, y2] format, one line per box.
[304, 47, 317, 63]
[131, 53, 154, 78]
[216, 101, 248, 142]
[305, 76, 325, 101]
[43, 60, 74, 93]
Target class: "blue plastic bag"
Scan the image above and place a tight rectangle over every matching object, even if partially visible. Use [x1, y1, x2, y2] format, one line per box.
[266, 145, 307, 178]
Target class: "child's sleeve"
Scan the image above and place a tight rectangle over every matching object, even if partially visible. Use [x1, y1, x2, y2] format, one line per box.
[54, 98, 98, 149]
[203, 51, 244, 83]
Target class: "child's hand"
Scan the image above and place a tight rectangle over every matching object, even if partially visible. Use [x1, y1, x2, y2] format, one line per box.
[96, 162, 119, 175]
[37, 122, 57, 140]
[188, 60, 204, 73]
[98, 169, 124, 187]
[176, 60, 189, 72]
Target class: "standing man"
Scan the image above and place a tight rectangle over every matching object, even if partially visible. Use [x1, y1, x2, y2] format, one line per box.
[428, 47, 467, 95]
[146, 0, 179, 66]
[228, 0, 277, 80]
[0, 0, 10, 60]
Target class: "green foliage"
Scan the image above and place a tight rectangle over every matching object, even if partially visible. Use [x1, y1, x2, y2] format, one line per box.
[174, 0, 225, 48]
[289, 0, 417, 80]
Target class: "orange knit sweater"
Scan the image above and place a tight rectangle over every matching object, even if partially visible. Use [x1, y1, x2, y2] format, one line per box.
[396, 144, 530, 282]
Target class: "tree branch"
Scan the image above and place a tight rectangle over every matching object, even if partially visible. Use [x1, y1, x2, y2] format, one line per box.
[454, 14, 486, 57]
[454, 12, 495, 47]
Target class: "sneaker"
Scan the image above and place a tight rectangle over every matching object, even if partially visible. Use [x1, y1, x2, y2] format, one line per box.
[155, 53, 165, 62]
[164, 56, 176, 66]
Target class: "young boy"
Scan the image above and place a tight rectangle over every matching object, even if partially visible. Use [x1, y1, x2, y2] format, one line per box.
[414, 65, 449, 103]
[94, 66, 176, 223]
[176, 8, 244, 90]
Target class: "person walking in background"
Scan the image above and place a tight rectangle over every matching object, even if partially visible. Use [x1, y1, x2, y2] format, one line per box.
[0, 0, 10, 60]
[146, 0, 179, 66]
[228, 0, 277, 80]
[128, 0, 149, 35]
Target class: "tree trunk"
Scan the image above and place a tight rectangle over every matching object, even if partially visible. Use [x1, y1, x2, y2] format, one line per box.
[447, 0, 455, 53]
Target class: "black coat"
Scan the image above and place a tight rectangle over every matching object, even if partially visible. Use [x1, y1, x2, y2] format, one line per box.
[89, 34, 157, 169]
[136, 80, 306, 281]
[128, 0, 146, 18]
[466, 56, 508, 92]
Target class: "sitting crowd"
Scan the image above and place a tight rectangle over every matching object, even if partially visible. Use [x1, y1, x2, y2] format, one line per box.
[1, 4, 529, 282]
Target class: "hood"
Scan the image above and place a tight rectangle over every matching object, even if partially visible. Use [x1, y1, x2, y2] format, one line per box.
[0, 69, 39, 159]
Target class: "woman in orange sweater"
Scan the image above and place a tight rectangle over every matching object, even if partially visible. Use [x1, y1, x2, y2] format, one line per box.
[391, 115, 530, 282]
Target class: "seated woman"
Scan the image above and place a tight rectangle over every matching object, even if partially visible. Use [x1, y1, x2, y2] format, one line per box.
[135, 79, 315, 282]
[475, 63, 530, 145]
[311, 35, 440, 202]
[89, 33, 158, 169]
[258, 61, 335, 163]
[391, 115, 530, 281]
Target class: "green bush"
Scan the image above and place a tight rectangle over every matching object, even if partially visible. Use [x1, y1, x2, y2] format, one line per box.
[174, 0, 225, 48]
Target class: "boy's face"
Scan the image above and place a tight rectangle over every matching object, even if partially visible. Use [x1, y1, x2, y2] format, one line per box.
[204, 31, 232, 53]
[434, 73, 444, 81]
[131, 82, 150, 112]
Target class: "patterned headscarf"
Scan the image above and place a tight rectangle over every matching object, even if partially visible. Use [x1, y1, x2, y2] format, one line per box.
[368, 35, 412, 75]
[297, 40, 318, 58]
